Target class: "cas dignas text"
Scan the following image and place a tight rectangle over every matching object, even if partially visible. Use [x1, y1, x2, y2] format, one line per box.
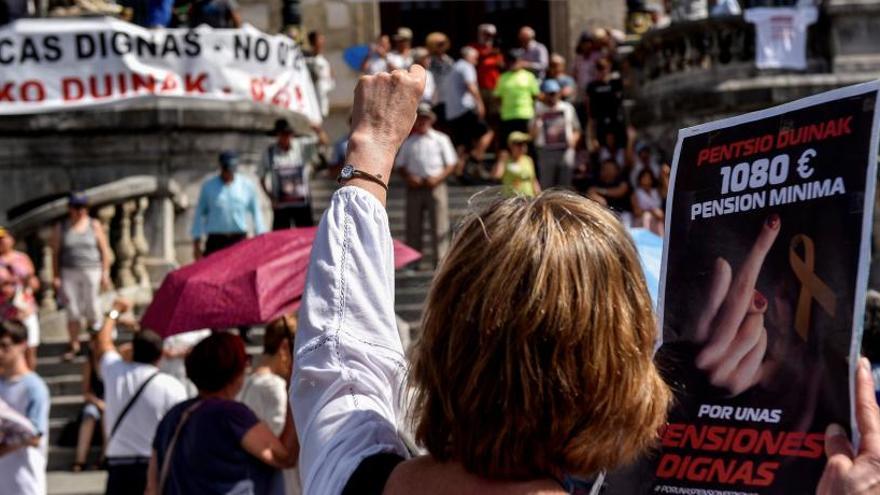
[655, 423, 824, 487]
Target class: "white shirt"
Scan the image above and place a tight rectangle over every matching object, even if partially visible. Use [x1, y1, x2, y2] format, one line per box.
[239, 371, 287, 436]
[745, 7, 818, 70]
[421, 70, 436, 104]
[292, 187, 409, 495]
[101, 351, 187, 458]
[0, 372, 49, 495]
[240, 370, 302, 495]
[364, 56, 389, 75]
[260, 138, 316, 208]
[443, 59, 477, 120]
[395, 129, 457, 178]
[635, 187, 663, 211]
[386, 50, 413, 71]
[309, 54, 334, 118]
[533, 100, 581, 149]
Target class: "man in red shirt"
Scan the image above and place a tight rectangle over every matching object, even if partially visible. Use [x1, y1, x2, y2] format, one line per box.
[468, 24, 504, 121]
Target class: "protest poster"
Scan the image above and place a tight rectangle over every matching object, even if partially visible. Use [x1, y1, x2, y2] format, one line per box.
[607, 81, 880, 494]
[0, 17, 321, 121]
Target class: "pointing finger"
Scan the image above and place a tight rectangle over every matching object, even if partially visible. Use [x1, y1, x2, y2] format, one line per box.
[702, 215, 780, 365]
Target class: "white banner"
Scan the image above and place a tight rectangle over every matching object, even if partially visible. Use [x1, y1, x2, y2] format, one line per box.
[0, 17, 321, 121]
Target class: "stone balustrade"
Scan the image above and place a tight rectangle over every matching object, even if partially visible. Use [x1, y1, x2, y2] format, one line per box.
[624, 2, 880, 156]
[7, 175, 186, 314]
[627, 15, 830, 99]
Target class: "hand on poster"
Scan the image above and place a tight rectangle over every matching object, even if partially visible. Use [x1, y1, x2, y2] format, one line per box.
[817, 357, 880, 494]
[692, 213, 781, 396]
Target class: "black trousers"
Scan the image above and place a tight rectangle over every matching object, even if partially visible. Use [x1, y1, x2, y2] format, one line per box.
[105, 459, 149, 495]
[204, 233, 247, 256]
[272, 205, 314, 231]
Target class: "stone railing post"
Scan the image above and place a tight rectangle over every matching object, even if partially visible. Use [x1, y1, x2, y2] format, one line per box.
[114, 201, 137, 288]
[132, 197, 150, 288]
[35, 227, 56, 312]
[96, 205, 116, 289]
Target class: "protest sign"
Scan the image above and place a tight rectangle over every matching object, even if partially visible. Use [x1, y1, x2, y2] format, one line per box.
[0, 17, 321, 121]
[609, 81, 880, 494]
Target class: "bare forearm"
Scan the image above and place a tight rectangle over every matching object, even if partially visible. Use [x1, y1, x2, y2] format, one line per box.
[94, 315, 115, 360]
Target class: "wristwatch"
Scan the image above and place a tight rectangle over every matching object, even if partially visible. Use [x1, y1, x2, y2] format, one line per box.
[337, 163, 388, 191]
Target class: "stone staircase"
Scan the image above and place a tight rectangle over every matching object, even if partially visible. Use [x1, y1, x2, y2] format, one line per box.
[43, 176, 492, 494]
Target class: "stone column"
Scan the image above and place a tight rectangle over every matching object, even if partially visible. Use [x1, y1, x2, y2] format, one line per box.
[96, 205, 116, 288]
[132, 197, 151, 288]
[114, 201, 137, 288]
[36, 227, 56, 312]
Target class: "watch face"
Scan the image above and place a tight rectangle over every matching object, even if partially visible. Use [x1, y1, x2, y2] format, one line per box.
[340, 164, 355, 179]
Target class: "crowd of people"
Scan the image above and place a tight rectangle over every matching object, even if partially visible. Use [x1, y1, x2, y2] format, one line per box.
[1, 31, 880, 495]
[353, 23, 670, 262]
[0, 291, 303, 494]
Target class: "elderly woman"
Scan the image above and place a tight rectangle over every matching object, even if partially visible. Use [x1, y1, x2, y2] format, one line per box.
[146, 332, 298, 495]
[292, 65, 669, 494]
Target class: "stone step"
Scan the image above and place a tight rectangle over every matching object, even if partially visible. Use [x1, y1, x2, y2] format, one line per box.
[38, 355, 89, 379]
[47, 446, 103, 472]
[50, 394, 84, 421]
[395, 271, 435, 289]
[47, 471, 106, 495]
[45, 374, 84, 397]
[395, 286, 430, 305]
[394, 303, 424, 324]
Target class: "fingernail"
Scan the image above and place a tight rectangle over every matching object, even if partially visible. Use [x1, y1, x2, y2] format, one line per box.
[826, 423, 846, 438]
[754, 290, 767, 311]
[766, 213, 780, 229]
[861, 356, 871, 373]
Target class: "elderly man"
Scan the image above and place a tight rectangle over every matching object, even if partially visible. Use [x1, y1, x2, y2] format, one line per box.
[445, 46, 493, 166]
[192, 151, 266, 259]
[516, 26, 549, 79]
[260, 118, 318, 230]
[395, 103, 457, 266]
[387, 27, 414, 70]
[92, 299, 186, 495]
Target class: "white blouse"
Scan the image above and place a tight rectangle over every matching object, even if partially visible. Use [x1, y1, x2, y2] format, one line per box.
[291, 187, 409, 495]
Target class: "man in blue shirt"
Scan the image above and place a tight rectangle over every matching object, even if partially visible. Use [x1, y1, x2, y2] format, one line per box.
[192, 151, 265, 342]
[191, 150, 266, 260]
[0, 319, 50, 495]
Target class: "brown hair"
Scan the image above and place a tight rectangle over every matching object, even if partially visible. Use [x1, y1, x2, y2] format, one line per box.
[264, 314, 297, 356]
[411, 190, 670, 480]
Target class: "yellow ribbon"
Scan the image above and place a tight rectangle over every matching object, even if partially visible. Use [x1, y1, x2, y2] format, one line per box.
[790, 234, 837, 341]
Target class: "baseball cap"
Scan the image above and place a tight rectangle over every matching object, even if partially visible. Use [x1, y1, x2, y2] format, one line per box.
[219, 150, 239, 169]
[508, 131, 531, 145]
[68, 192, 89, 208]
[393, 27, 413, 41]
[541, 79, 561, 94]
[416, 102, 436, 120]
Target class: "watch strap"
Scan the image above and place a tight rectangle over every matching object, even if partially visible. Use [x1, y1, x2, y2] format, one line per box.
[338, 165, 389, 191]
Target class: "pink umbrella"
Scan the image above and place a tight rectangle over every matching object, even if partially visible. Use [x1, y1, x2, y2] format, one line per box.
[142, 227, 421, 337]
